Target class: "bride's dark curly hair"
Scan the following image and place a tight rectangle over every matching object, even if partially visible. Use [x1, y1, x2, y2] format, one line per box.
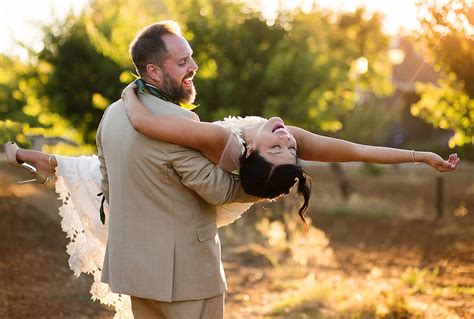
[239, 150, 312, 229]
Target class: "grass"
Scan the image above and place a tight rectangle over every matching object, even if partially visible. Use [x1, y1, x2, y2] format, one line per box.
[401, 267, 440, 294]
[401, 267, 474, 298]
[267, 265, 471, 319]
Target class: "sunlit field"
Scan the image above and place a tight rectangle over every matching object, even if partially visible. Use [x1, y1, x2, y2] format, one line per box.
[220, 162, 474, 318]
[1, 159, 472, 318]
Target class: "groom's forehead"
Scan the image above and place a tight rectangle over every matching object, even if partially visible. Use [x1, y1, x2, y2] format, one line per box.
[163, 34, 192, 58]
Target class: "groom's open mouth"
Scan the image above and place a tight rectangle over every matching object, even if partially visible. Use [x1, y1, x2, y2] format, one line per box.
[182, 75, 194, 88]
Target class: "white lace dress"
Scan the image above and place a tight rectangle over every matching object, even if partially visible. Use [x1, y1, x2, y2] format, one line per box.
[53, 116, 265, 318]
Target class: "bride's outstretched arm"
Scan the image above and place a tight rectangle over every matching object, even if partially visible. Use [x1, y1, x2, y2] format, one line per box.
[288, 126, 460, 173]
[122, 84, 229, 165]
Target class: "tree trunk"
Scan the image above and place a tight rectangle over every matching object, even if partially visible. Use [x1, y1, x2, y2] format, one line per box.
[330, 163, 351, 200]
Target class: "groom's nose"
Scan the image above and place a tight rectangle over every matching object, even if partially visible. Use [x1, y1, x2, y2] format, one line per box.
[189, 58, 198, 72]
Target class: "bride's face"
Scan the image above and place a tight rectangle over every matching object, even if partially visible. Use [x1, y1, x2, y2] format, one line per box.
[247, 117, 298, 166]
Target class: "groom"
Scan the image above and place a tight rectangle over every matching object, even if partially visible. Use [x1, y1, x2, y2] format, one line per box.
[96, 21, 252, 318]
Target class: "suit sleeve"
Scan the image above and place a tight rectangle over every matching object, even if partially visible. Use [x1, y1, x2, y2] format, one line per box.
[169, 147, 258, 206]
[96, 110, 110, 203]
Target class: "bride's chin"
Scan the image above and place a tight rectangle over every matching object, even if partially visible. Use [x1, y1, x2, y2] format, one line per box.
[243, 122, 264, 142]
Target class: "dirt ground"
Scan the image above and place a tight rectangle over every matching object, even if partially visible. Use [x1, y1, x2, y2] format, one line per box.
[223, 214, 474, 318]
[1, 159, 473, 318]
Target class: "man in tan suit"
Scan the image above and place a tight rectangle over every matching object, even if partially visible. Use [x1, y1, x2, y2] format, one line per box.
[96, 21, 252, 318]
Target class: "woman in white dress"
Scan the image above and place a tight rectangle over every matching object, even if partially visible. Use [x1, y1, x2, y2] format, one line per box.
[3, 81, 460, 318]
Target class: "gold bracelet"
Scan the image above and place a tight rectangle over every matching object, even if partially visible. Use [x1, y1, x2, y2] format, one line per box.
[411, 150, 420, 165]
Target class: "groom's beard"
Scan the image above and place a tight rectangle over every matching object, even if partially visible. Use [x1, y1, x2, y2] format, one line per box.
[161, 71, 196, 104]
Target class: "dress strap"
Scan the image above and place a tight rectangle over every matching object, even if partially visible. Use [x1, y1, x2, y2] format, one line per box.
[217, 131, 245, 176]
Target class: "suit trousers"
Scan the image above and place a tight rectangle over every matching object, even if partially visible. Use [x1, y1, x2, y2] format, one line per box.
[131, 294, 225, 319]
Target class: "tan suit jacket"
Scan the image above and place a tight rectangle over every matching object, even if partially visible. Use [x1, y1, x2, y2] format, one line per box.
[97, 92, 251, 302]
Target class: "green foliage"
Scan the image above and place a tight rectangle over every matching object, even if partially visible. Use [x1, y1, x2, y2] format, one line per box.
[412, 77, 474, 147]
[270, 276, 421, 319]
[173, 2, 393, 138]
[414, 0, 474, 147]
[0, 55, 33, 146]
[0, 54, 81, 148]
[35, 14, 126, 145]
[173, 0, 288, 120]
[84, 0, 170, 68]
[417, 0, 474, 97]
[0, 120, 27, 146]
[401, 266, 439, 294]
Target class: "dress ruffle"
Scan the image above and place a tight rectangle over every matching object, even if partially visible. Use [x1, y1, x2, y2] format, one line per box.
[55, 155, 133, 318]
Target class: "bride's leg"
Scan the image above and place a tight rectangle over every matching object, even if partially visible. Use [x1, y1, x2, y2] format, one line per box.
[16, 148, 58, 178]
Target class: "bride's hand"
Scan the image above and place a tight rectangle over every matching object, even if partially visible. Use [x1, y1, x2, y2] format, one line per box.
[122, 81, 150, 128]
[121, 82, 138, 101]
[422, 152, 460, 172]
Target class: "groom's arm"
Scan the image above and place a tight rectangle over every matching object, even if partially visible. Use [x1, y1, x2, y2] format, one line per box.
[169, 148, 258, 206]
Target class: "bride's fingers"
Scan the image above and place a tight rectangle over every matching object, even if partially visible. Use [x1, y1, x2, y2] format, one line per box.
[449, 155, 460, 167]
[447, 153, 458, 165]
[121, 83, 138, 99]
[454, 157, 460, 167]
[126, 83, 138, 91]
[441, 156, 460, 171]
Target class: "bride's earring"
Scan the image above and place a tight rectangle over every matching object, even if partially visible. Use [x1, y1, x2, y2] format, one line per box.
[245, 143, 254, 158]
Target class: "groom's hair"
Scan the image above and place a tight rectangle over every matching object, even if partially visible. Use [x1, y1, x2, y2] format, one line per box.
[239, 150, 311, 229]
[129, 20, 182, 78]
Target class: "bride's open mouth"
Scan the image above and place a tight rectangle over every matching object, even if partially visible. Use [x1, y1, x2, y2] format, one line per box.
[271, 120, 289, 135]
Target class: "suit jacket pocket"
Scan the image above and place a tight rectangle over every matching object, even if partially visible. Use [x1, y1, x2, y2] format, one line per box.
[196, 223, 217, 242]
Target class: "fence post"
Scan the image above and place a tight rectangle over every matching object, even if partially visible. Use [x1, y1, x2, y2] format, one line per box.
[436, 176, 444, 219]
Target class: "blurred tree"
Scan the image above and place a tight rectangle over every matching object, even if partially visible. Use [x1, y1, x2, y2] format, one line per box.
[84, 0, 170, 69]
[172, 1, 392, 135]
[0, 54, 86, 152]
[169, 0, 287, 120]
[263, 8, 392, 134]
[35, 14, 125, 145]
[0, 54, 35, 145]
[414, 0, 474, 148]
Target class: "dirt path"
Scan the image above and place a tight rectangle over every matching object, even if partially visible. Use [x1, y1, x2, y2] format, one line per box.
[0, 186, 113, 318]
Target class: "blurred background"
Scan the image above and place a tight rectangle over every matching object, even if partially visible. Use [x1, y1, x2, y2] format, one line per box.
[0, 0, 473, 318]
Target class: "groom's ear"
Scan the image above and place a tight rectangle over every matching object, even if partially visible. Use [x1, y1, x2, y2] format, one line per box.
[145, 64, 163, 83]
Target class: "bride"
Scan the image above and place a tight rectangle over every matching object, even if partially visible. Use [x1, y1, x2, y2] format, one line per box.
[4, 81, 460, 318]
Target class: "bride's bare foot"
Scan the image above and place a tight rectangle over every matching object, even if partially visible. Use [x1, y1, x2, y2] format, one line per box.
[15, 148, 57, 179]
